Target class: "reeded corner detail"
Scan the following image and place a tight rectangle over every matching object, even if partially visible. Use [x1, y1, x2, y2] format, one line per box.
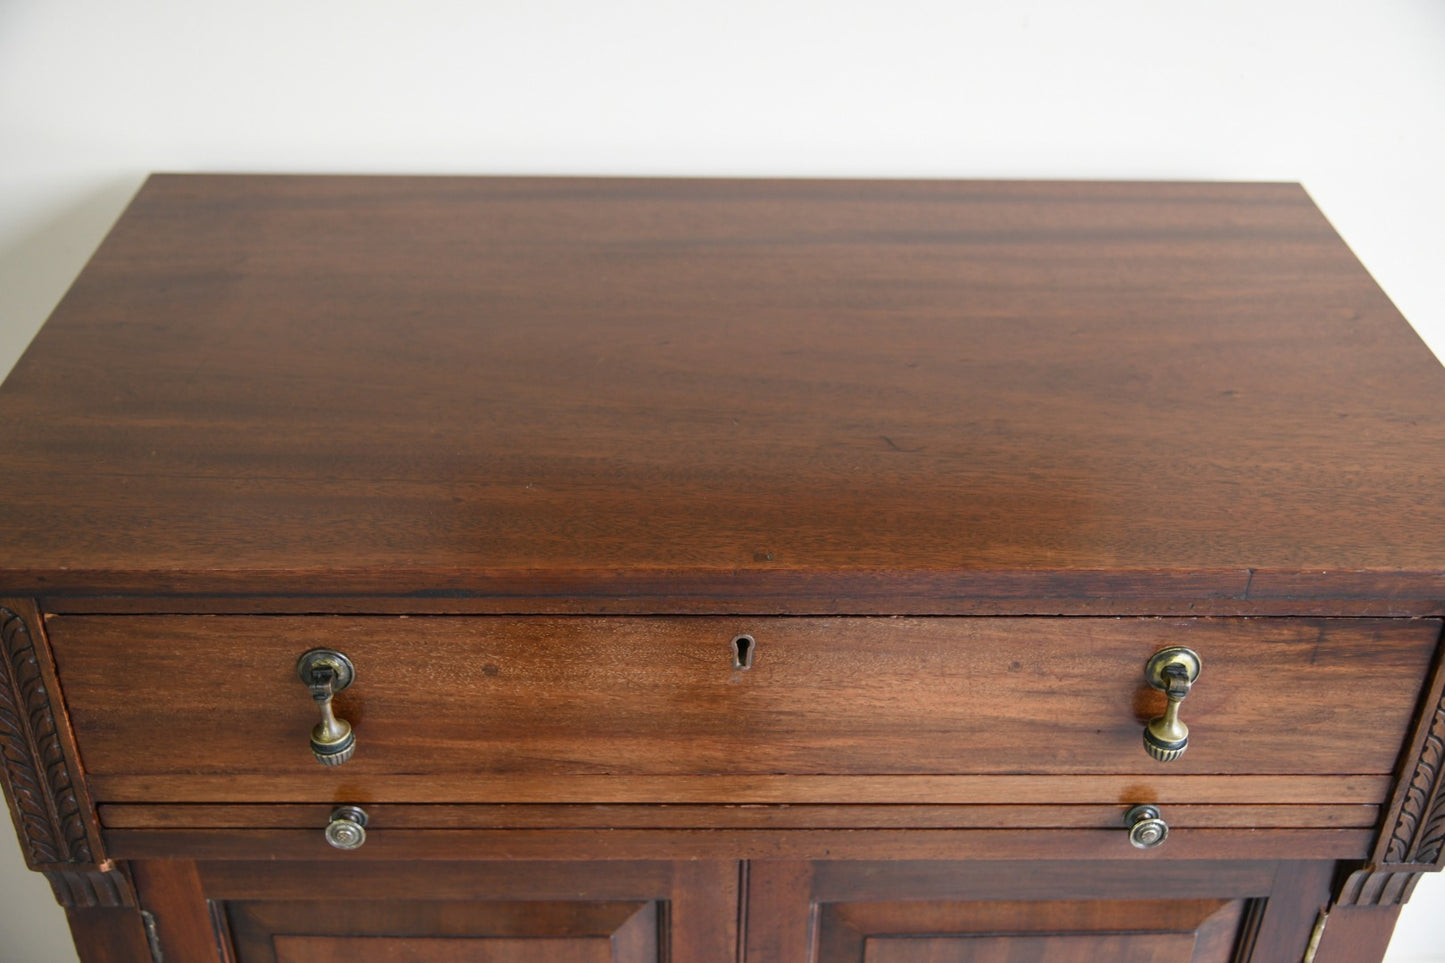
[1384, 688, 1445, 867]
[45, 866, 138, 909]
[0, 603, 104, 876]
[1334, 867, 1423, 907]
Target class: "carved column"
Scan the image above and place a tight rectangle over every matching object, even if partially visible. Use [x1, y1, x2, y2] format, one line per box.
[0, 599, 134, 909]
[1305, 630, 1445, 962]
[1331, 634, 1445, 909]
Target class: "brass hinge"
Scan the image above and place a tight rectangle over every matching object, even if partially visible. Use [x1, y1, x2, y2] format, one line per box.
[140, 909, 165, 963]
[1302, 909, 1328, 963]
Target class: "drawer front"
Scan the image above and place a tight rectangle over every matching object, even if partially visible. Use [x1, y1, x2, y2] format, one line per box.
[48, 616, 1438, 803]
[97, 800, 1383, 862]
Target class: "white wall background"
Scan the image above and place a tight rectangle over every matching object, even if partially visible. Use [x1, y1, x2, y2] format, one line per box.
[0, 1, 1442, 960]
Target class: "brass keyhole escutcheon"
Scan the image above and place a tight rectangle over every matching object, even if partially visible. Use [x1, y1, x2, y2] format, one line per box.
[296, 649, 357, 766]
[1143, 646, 1201, 763]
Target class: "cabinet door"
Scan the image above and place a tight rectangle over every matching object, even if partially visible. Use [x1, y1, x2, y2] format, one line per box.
[745, 860, 1328, 962]
[135, 860, 738, 963]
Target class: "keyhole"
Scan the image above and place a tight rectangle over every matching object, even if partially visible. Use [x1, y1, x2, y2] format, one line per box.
[730, 634, 755, 670]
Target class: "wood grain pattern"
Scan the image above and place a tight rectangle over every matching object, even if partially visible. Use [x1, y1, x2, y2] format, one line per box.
[200, 860, 679, 902]
[129, 860, 224, 963]
[5, 177, 1443, 963]
[218, 862, 729, 963]
[668, 860, 741, 963]
[194, 858, 1281, 904]
[62, 906, 157, 963]
[1230, 862, 1334, 963]
[1309, 905, 1404, 963]
[33, 592, 1445, 618]
[48, 616, 1438, 789]
[819, 899, 1241, 963]
[234, 902, 659, 963]
[808, 859, 1282, 904]
[1, 177, 1442, 611]
[273, 937, 625, 963]
[100, 827, 1374, 862]
[95, 802, 1380, 831]
[750, 861, 1275, 962]
[86, 773, 1392, 805]
[744, 862, 816, 963]
[860, 933, 1195, 963]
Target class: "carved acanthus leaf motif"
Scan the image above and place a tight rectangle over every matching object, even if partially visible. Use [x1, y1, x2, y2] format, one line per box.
[0, 606, 93, 867]
[1416, 771, 1445, 866]
[1386, 686, 1445, 865]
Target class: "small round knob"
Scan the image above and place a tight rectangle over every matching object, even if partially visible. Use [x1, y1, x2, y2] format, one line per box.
[325, 805, 368, 850]
[1125, 804, 1168, 850]
[1143, 646, 1201, 762]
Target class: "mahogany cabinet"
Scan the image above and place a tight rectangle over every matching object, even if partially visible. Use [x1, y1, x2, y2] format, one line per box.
[2, 176, 1444, 962]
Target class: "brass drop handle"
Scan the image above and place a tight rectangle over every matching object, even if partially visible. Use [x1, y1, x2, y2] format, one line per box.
[296, 649, 356, 766]
[325, 805, 368, 850]
[1142, 646, 1202, 762]
[1125, 804, 1168, 849]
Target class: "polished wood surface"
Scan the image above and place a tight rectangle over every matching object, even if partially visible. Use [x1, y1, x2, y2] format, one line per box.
[217, 861, 733, 963]
[61, 906, 154, 963]
[152, 855, 1337, 963]
[48, 615, 1437, 789]
[1, 177, 1443, 611]
[197, 859, 688, 901]
[96, 802, 1381, 830]
[273, 937, 635, 963]
[803, 860, 1282, 902]
[101, 826, 1375, 863]
[128, 860, 224, 963]
[859, 934, 1197, 963]
[745, 859, 1319, 961]
[1310, 905, 1405, 963]
[236, 897, 660, 962]
[3, 177, 1442, 963]
[817, 898, 1243, 962]
[1230, 861, 1335, 963]
[260, 909, 658, 963]
[85, 772, 1392, 805]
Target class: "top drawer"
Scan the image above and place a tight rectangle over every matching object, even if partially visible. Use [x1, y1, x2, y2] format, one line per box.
[47, 616, 1438, 804]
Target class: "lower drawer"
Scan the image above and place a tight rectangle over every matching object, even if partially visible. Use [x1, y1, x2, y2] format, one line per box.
[99, 802, 1377, 863]
[128, 856, 1309, 963]
[100, 802, 1380, 831]
[47, 615, 1439, 808]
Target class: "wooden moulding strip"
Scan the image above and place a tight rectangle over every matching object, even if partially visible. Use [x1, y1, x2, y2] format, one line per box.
[97, 803, 1379, 831]
[194, 857, 1283, 903]
[85, 773, 1393, 806]
[19, 568, 1445, 613]
[102, 827, 1375, 863]
[34, 593, 1445, 618]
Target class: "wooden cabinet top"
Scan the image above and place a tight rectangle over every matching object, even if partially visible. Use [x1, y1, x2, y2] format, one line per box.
[1, 175, 1442, 613]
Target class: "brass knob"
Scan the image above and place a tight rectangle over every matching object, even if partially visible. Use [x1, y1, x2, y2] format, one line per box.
[296, 649, 356, 766]
[1142, 646, 1201, 762]
[1125, 804, 1168, 849]
[325, 805, 368, 850]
